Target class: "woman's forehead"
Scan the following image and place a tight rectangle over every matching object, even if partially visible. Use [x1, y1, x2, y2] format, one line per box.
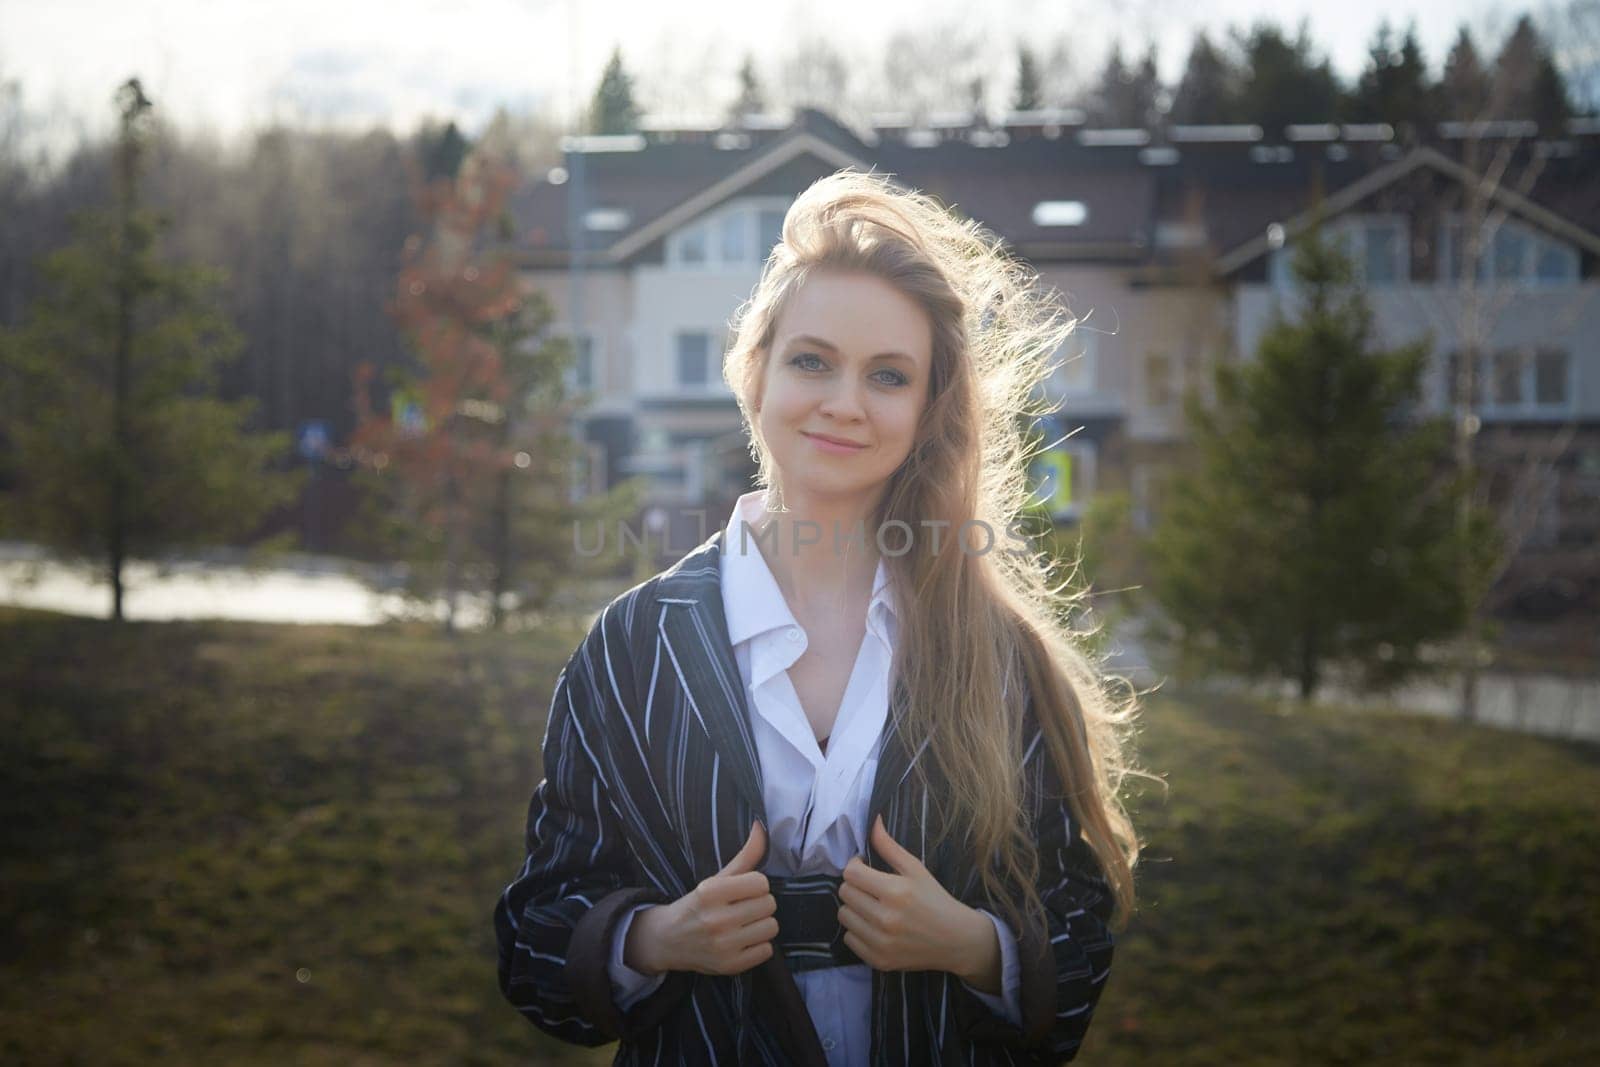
[775, 273, 932, 361]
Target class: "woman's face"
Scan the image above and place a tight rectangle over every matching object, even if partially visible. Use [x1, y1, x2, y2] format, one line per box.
[756, 270, 933, 505]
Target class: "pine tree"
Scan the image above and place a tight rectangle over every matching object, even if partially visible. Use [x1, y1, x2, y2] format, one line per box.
[1347, 21, 1436, 134]
[589, 46, 641, 135]
[1146, 226, 1499, 701]
[1170, 31, 1239, 124]
[1088, 43, 1161, 126]
[729, 54, 766, 123]
[1014, 44, 1043, 111]
[0, 78, 300, 621]
[1440, 26, 1493, 119]
[1232, 21, 1343, 133]
[1491, 15, 1572, 126]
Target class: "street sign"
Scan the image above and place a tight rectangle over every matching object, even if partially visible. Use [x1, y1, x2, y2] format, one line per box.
[297, 419, 330, 461]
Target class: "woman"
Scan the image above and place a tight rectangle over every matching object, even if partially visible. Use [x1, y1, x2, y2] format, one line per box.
[494, 168, 1147, 1065]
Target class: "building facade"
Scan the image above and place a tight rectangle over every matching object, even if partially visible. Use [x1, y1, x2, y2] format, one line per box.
[511, 108, 1599, 614]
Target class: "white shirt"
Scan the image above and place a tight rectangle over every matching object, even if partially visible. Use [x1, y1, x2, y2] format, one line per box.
[607, 489, 1022, 1063]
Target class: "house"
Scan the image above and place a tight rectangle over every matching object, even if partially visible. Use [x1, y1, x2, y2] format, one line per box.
[509, 107, 1600, 613]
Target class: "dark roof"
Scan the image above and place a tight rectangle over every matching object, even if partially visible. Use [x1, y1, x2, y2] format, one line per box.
[507, 108, 1600, 274]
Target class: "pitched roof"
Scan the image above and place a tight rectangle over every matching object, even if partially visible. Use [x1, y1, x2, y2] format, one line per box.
[508, 108, 1600, 274]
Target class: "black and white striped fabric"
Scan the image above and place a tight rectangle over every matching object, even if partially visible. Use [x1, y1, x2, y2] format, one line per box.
[493, 529, 1117, 1065]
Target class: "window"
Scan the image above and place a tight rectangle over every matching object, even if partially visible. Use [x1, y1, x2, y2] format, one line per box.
[570, 441, 606, 502]
[758, 209, 785, 259]
[1439, 215, 1579, 286]
[1528, 468, 1560, 548]
[1131, 464, 1159, 532]
[1033, 201, 1089, 227]
[1492, 348, 1523, 406]
[1363, 221, 1402, 283]
[1144, 351, 1174, 408]
[670, 198, 794, 268]
[1443, 346, 1572, 413]
[678, 225, 708, 264]
[676, 331, 710, 386]
[1494, 226, 1531, 282]
[1535, 241, 1578, 283]
[1269, 216, 1407, 287]
[583, 207, 631, 232]
[1442, 349, 1485, 408]
[1533, 349, 1570, 406]
[572, 334, 594, 391]
[719, 213, 746, 263]
[1049, 332, 1098, 397]
[549, 330, 596, 393]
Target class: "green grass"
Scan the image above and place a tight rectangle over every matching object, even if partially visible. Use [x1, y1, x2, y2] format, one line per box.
[2, 605, 1596, 1065]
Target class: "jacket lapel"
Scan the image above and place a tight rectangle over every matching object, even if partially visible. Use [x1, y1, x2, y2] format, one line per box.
[654, 531, 769, 833]
[651, 528, 936, 1066]
[653, 528, 931, 870]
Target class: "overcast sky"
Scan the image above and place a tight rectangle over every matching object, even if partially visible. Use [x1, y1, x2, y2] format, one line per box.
[3, 0, 1515, 152]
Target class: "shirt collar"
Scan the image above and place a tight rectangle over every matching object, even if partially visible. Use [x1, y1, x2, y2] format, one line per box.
[721, 489, 896, 648]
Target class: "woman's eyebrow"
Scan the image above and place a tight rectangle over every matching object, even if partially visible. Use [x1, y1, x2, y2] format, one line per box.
[786, 334, 915, 362]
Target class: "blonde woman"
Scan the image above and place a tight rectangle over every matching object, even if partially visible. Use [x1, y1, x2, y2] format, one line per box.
[495, 168, 1146, 1065]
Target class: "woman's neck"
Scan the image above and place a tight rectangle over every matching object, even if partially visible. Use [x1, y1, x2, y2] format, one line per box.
[752, 488, 884, 615]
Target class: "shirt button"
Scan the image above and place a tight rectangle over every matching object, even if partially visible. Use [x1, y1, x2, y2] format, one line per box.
[787, 628, 802, 642]
[821, 1037, 836, 1051]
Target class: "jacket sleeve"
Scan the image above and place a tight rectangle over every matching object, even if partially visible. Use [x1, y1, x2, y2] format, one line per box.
[610, 903, 669, 1007]
[952, 713, 1118, 1063]
[959, 908, 1023, 1027]
[493, 603, 693, 1046]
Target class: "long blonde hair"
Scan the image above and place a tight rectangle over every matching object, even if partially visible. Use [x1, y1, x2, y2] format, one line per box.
[723, 167, 1150, 934]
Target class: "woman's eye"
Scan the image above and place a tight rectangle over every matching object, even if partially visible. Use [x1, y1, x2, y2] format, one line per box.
[790, 353, 905, 386]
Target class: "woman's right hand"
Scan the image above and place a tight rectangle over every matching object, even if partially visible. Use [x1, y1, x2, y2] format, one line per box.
[628, 820, 778, 976]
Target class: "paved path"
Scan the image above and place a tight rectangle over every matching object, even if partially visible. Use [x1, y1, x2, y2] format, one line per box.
[1097, 611, 1599, 743]
[5, 545, 1593, 740]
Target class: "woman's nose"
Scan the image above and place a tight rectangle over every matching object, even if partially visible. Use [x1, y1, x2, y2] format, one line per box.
[818, 378, 866, 419]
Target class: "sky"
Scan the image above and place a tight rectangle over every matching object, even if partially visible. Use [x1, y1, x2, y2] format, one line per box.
[2, 0, 1515, 155]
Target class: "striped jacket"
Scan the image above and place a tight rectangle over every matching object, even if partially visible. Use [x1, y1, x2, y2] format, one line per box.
[493, 529, 1117, 1065]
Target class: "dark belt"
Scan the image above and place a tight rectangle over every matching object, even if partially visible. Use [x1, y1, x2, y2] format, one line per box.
[768, 873, 864, 973]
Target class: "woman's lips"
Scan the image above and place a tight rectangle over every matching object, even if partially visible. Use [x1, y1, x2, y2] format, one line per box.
[802, 431, 867, 454]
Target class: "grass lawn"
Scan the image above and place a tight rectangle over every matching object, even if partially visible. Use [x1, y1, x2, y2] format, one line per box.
[2, 605, 1596, 1065]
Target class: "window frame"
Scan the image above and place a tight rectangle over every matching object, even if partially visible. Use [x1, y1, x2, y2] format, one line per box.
[1269, 213, 1410, 288]
[667, 196, 795, 269]
[674, 329, 712, 388]
[1438, 213, 1580, 287]
[545, 326, 598, 396]
[1441, 345, 1575, 418]
[1143, 350, 1176, 409]
[1048, 331, 1099, 398]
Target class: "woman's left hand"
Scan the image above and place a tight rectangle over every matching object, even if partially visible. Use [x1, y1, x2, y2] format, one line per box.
[838, 814, 989, 976]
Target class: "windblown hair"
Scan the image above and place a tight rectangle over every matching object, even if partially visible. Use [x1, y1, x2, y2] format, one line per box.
[722, 167, 1151, 935]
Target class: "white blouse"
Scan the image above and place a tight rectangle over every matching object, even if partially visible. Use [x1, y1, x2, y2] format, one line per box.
[607, 489, 1022, 1064]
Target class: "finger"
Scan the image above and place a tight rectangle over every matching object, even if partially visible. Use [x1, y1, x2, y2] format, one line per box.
[871, 815, 922, 876]
[843, 854, 898, 895]
[710, 870, 770, 905]
[838, 881, 891, 930]
[731, 891, 778, 928]
[732, 912, 780, 950]
[719, 819, 767, 876]
[842, 929, 877, 969]
[876, 819, 915, 876]
[736, 940, 774, 972]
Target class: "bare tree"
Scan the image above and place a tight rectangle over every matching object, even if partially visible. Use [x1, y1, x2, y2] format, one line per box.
[877, 21, 992, 122]
[775, 34, 856, 120]
[1425, 45, 1595, 718]
[1541, 0, 1600, 112]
